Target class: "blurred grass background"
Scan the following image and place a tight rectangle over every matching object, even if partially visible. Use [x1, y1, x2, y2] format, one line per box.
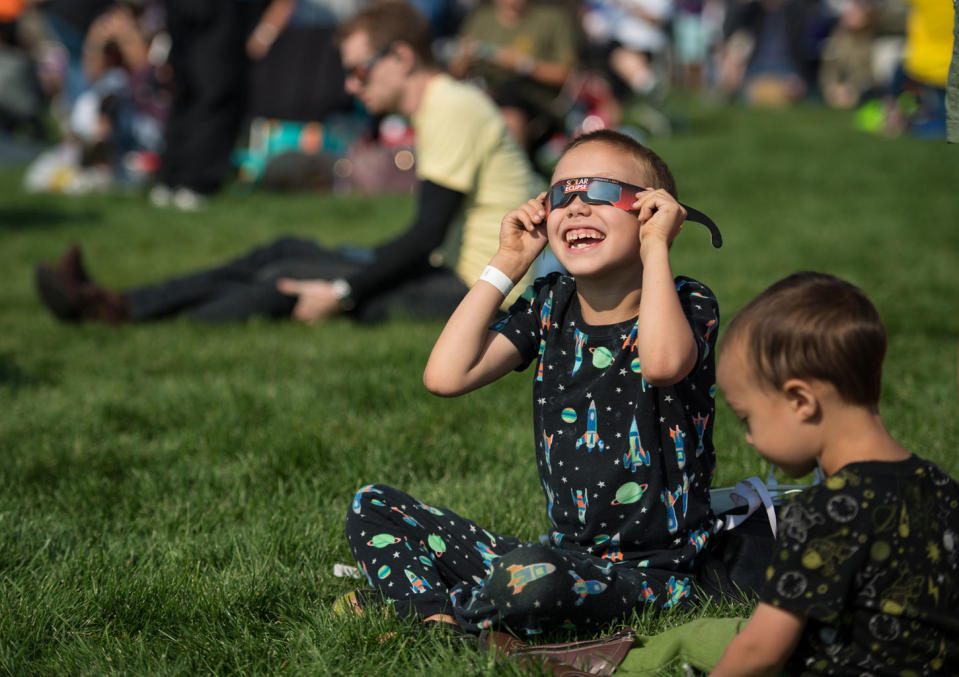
[1, 101, 957, 675]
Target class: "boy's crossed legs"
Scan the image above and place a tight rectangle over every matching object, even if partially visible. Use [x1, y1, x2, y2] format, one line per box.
[345, 484, 701, 635]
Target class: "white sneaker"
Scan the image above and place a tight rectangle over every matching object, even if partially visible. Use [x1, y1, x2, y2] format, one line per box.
[171, 187, 207, 211]
[149, 183, 172, 207]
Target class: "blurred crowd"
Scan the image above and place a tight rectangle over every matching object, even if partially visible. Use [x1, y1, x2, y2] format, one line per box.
[0, 0, 954, 201]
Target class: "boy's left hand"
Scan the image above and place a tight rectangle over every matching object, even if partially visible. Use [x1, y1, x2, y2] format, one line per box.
[632, 189, 686, 262]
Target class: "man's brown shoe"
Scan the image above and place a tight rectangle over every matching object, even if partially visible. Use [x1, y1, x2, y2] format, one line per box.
[55, 244, 90, 284]
[35, 263, 84, 321]
[35, 259, 130, 324]
[77, 285, 130, 323]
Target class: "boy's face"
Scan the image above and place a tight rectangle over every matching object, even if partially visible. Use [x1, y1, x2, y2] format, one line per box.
[717, 338, 819, 477]
[546, 141, 648, 278]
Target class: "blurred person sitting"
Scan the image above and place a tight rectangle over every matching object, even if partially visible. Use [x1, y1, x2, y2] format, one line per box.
[671, 0, 718, 90]
[879, 0, 953, 138]
[818, 0, 877, 109]
[38, 0, 114, 109]
[72, 2, 168, 179]
[22, 0, 171, 192]
[717, 0, 832, 107]
[581, 0, 673, 98]
[447, 0, 578, 158]
[34, 0, 540, 326]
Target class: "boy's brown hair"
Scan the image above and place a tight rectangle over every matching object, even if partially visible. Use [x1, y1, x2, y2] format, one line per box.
[562, 130, 678, 199]
[337, 0, 436, 68]
[721, 271, 886, 407]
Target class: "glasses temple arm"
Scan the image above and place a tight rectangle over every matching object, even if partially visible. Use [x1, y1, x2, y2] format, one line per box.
[679, 203, 723, 249]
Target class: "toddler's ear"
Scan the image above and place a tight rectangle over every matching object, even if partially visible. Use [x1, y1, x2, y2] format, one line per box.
[782, 378, 821, 423]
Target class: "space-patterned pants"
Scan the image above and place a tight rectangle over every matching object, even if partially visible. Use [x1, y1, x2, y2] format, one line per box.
[345, 484, 707, 635]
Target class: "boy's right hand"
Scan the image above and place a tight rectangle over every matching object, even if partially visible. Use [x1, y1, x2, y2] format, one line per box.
[493, 193, 549, 280]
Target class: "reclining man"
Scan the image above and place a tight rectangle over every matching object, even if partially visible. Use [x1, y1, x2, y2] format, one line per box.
[36, 0, 539, 324]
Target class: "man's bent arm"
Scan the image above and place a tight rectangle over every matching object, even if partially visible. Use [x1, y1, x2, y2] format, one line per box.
[345, 180, 464, 304]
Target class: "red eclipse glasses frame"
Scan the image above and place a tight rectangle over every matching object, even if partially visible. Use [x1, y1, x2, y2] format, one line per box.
[546, 177, 723, 248]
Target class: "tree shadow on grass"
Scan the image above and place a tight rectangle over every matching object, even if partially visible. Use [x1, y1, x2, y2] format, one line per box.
[0, 206, 101, 230]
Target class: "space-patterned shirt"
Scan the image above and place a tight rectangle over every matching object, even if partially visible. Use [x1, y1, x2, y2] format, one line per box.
[764, 456, 959, 676]
[494, 272, 719, 571]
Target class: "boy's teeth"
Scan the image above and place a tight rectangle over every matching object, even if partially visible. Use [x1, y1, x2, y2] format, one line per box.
[565, 230, 605, 247]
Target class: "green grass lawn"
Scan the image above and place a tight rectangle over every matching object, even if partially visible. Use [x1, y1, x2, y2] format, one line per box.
[1, 102, 958, 675]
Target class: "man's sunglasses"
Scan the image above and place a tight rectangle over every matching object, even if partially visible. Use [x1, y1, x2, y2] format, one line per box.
[345, 45, 392, 86]
[546, 177, 723, 248]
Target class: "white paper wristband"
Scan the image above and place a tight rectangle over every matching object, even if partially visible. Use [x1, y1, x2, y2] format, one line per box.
[478, 265, 514, 297]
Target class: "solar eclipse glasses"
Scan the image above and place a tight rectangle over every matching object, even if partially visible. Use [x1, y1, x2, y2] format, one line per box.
[546, 177, 723, 248]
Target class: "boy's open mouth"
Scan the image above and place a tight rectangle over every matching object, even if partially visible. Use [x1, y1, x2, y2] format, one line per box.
[565, 228, 606, 249]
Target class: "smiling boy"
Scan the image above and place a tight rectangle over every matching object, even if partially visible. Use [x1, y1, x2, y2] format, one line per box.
[344, 130, 726, 633]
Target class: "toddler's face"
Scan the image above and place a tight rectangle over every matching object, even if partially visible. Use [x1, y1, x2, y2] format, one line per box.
[546, 141, 649, 278]
[717, 338, 819, 477]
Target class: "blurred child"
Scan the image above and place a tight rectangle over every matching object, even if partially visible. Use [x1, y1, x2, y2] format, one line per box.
[582, 0, 672, 96]
[711, 272, 959, 675]
[343, 129, 726, 634]
[447, 0, 578, 155]
[819, 0, 877, 109]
